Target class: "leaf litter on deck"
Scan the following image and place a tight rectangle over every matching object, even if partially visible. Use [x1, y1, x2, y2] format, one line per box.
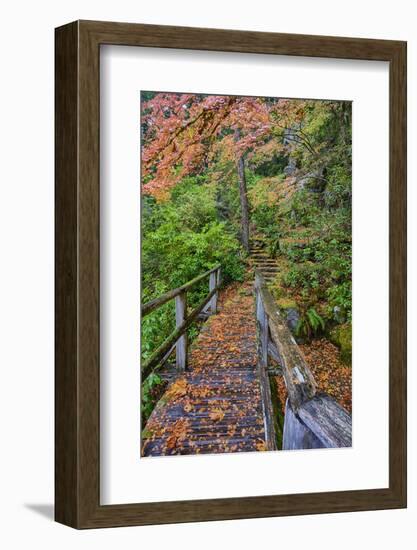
[141, 280, 267, 456]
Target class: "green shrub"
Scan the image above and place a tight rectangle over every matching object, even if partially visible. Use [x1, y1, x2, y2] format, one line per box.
[141, 373, 164, 423]
[141, 176, 245, 370]
[296, 307, 326, 340]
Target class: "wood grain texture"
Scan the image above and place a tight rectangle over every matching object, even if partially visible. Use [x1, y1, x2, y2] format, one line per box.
[55, 20, 407, 529]
[388, 39, 407, 510]
[255, 271, 317, 411]
[283, 395, 352, 450]
[175, 291, 187, 371]
[55, 21, 79, 527]
[255, 287, 278, 450]
[142, 283, 265, 457]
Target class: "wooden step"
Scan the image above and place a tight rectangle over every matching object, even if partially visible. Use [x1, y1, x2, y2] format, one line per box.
[256, 269, 279, 274]
[257, 264, 279, 270]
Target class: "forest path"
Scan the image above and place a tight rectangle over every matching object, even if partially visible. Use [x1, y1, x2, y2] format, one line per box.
[249, 237, 280, 283]
[141, 280, 267, 456]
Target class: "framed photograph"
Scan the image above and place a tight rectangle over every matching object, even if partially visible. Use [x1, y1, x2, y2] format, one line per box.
[55, 20, 406, 528]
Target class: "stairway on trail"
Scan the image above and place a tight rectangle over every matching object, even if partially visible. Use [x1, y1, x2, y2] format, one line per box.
[250, 237, 280, 284]
[141, 281, 266, 456]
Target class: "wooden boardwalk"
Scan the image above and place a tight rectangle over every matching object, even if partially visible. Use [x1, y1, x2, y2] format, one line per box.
[141, 281, 267, 456]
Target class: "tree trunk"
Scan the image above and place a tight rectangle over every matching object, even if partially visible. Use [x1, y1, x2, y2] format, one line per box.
[236, 154, 250, 252]
[234, 129, 250, 252]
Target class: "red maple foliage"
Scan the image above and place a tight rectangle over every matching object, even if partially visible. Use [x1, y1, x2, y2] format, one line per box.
[141, 93, 308, 200]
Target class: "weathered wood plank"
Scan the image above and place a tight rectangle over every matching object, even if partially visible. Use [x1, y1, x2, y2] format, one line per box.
[257, 362, 278, 451]
[142, 264, 220, 317]
[209, 270, 218, 314]
[142, 280, 266, 457]
[256, 288, 268, 368]
[283, 395, 352, 450]
[298, 394, 352, 448]
[282, 399, 325, 450]
[175, 291, 187, 371]
[255, 270, 316, 411]
[255, 287, 277, 451]
[268, 339, 283, 366]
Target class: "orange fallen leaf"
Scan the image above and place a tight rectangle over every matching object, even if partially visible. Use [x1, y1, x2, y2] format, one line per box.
[166, 435, 177, 450]
[209, 408, 225, 422]
[166, 378, 188, 400]
[256, 440, 267, 451]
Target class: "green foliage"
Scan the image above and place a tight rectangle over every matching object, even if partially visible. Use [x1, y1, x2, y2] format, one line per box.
[141, 373, 163, 422]
[141, 176, 245, 368]
[252, 153, 289, 177]
[329, 323, 352, 364]
[276, 190, 352, 327]
[267, 237, 281, 259]
[296, 307, 326, 339]
[246, 172, 283, 239]
[261, 104, 352, 346]
[141, 297, 175, 363]
[326, 282, 352, 322]
[324, 164, 352, 210]
[283, 261, 324, 291]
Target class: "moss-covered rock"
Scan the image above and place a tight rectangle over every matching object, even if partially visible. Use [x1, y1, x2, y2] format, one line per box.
[276, 297, 297, 310]
[329, 323, 352, 365]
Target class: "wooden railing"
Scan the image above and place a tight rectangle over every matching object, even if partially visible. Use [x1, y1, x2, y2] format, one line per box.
[141, 265, 221, 380]
[254, 270, 352, 450]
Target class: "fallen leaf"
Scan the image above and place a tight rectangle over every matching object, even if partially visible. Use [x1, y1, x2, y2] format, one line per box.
[166, 435, 177, 450]
[256, 441, 267, 451]
[209, 408, 225, 422]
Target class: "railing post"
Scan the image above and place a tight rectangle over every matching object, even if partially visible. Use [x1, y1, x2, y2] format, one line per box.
[256, 290, 268, 368]
[255, 276, 277, 450]
[209, 269, 218, 314]
[175, 291, 187, 371]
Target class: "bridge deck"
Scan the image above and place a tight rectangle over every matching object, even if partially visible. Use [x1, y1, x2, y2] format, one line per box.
[141, 281, 267, 456]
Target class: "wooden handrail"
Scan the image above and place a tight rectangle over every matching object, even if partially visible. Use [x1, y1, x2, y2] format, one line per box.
[142, 264, 221, 317]
[254, 269, 351, 450]
[255, 270, 316, 411]
[141, 266, 221, 380]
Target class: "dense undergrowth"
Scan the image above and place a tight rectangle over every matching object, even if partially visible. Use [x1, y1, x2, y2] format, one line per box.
[141, 177, 246, 420]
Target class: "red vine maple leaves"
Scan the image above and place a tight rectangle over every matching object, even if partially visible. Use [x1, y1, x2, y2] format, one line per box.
[141, 93, 306, 200]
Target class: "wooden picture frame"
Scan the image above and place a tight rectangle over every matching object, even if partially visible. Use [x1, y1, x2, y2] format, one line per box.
[55, 20, 407, 528]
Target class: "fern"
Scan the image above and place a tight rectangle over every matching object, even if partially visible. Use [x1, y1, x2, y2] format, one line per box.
[307, 307, 325, 332]
[295, 307, 325, 339]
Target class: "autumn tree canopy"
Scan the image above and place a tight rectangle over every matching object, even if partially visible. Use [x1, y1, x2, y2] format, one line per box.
[142, 93, 274, 199]
[141, 93, 320, 249]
